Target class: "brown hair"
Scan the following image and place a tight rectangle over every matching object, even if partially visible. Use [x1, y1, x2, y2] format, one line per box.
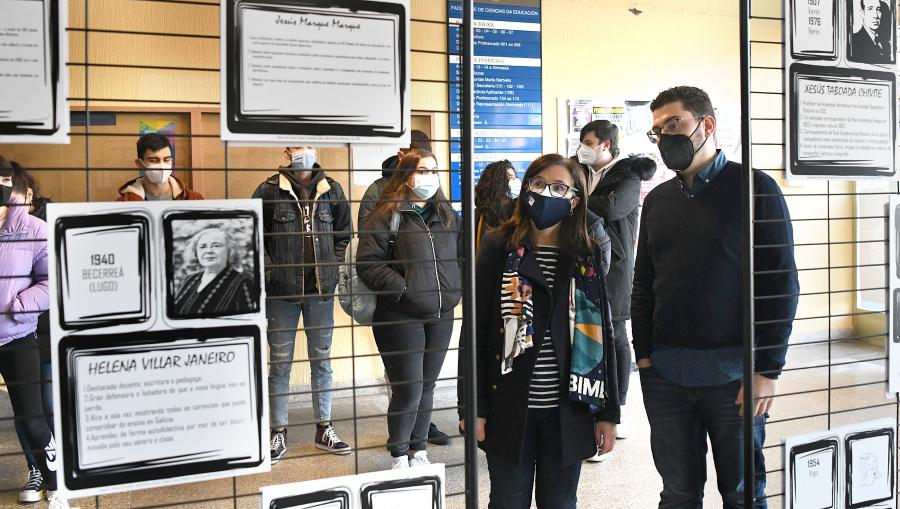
[375, 150, 456, 228]
[502, 154, 593, 257]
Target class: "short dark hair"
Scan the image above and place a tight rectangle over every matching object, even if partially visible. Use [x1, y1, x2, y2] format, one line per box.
[579, 120, 620, 158]
[136, 133, 173, 160]
[650, 86, 715, 119]
[408, 129, 431, 152]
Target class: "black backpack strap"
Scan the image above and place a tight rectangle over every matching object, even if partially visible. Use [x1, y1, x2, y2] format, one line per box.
[386, 211, 401, 259]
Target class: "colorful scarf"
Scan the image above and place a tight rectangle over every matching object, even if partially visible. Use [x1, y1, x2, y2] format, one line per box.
[500, 247, 534, 374]
[499, 246, 609, 408]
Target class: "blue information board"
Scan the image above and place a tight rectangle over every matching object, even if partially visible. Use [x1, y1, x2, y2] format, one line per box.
[448, 0, 542, 202]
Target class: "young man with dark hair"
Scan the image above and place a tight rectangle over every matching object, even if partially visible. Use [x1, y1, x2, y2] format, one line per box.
[573, 120, 656, 461]
[632, 86, 799, 507]
[254, 146, 353, 462]
[118, 133, 203, 201]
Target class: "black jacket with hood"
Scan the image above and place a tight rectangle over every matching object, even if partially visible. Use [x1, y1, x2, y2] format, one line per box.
[577, 156, 656, 320]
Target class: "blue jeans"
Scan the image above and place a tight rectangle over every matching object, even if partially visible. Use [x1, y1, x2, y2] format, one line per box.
[14, 360, 53, 468]
[267, 298, 335, 427]
[640, 366, 767, 509]
[486, 408, 581, 509]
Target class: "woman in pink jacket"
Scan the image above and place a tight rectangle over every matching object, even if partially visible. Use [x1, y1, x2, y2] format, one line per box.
[0, 163, 67, 508]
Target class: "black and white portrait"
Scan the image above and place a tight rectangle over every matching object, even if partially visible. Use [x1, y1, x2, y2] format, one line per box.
[165, 213, 260, 319]
[848, 0, 895, 64]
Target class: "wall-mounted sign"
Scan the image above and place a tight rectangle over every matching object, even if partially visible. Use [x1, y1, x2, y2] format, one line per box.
[785, 0, 897, 179]
[48, 200, 269, 497]
[0, 0, 69, 143]
[448, 0, 542, 202]
[221, 0, 410, 145]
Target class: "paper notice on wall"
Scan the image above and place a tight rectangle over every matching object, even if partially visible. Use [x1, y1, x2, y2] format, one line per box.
[0, 0, 68, 143]
[49, 201, 269, 498]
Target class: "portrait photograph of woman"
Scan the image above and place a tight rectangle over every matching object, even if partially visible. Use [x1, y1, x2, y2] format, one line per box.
[165, 213, 260, 319]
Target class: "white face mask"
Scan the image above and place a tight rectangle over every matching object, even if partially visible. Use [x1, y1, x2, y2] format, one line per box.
[141, 162, 173, 184]
[577, 145, 599, 165]
[409, 173, 441, 200]
[509, 178, 522, 199]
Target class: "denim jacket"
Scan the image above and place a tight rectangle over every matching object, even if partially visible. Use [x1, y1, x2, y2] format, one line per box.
[253, 171, 351, 300]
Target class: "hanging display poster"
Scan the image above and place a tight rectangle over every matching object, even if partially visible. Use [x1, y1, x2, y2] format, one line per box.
[0, 0, 69, 143]
[47, 200, 270, 498]
[221, 0, 411, 145]
[784, 418, 895, 509]
[785, 0, 897, 179]
[261, 464, 445, 509]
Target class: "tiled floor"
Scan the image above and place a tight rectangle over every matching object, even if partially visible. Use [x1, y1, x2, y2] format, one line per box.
[0, 340, 893, 509]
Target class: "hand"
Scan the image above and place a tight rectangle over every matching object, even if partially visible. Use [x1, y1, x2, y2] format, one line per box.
[636, 358, 653, 369]
[595, 421, 617, 455]
[735, 374, 776, 417]
[458, 418, 486, 442]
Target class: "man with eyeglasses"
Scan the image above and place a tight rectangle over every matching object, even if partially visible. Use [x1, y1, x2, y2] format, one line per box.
[632, 86, 799, 508]
[572, 121, 656, 461]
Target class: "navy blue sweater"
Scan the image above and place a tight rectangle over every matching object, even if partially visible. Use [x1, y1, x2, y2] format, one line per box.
[631, 161, 799, 377]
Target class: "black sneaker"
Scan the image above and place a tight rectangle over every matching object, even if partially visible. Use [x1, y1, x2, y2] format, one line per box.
[427, 422, 451, 446]
[315, 424, 352, 455]
[270, 428, 287, 464]
[18, 465, 43, 503]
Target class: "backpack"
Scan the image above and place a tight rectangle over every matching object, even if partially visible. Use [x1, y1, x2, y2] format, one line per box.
[338, 211, 401, 324]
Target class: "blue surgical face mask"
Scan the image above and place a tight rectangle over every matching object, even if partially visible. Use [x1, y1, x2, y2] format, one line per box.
[523, 188, 572, 230]
[290, 150, 317, 169]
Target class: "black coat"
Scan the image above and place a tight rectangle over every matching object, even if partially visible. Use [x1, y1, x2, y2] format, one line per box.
[469, 231, 620, 468]
[357, 203, 463, 318]
[580, 156, 656, 320]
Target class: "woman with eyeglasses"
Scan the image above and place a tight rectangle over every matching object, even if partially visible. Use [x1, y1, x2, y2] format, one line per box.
[357, 150, 462, 470]
[464, 154, 620, 508]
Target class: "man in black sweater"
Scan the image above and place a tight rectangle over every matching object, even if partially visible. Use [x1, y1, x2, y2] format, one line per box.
[632, 86, 799, 508]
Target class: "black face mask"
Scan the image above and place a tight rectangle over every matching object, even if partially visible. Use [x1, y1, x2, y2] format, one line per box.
[657, 119, 709, 172]
[0, 185, 11, 206]
[524, 191, 572, 230]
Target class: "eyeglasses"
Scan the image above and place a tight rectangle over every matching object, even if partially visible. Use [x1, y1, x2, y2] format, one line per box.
[646, 116, 704, 144]
[527, 177, 578, 198]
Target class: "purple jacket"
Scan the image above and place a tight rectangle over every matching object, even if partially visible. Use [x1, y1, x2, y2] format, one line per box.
[0, 195, 48, 346]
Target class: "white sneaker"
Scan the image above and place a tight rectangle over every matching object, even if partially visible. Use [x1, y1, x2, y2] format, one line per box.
[586, 447, 614, 463]
[409, 450, 430, 467]
[391, 456, 410, 469]
[47, 490, 71, 509]
[616, 418, 628, 440]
